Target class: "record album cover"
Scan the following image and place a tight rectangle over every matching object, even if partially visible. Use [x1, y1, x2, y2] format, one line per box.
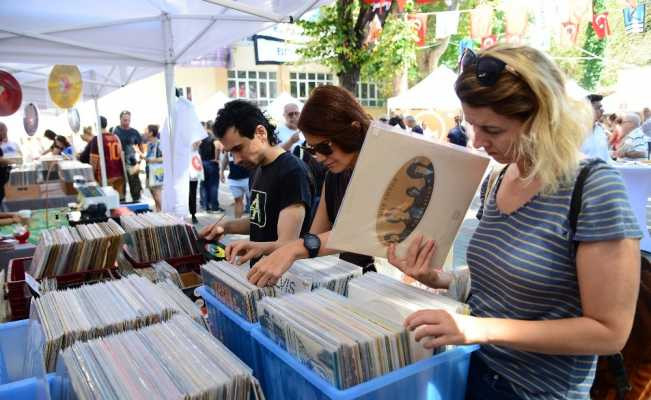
[328, 122, 490, 267]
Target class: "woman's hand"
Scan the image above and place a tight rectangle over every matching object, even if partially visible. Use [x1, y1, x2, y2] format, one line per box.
[405, 309, 483, 349]
[247, 243, 298, 287]
[225, 240, 266, 265]
[387, 233, 441, 288]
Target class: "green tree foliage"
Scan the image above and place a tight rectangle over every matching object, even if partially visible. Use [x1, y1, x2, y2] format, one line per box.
[579, 0, 606, 90]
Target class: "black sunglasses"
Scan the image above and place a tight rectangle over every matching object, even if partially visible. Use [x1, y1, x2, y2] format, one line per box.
[460, 49, 518, 87]
[302, 139, 333, 156]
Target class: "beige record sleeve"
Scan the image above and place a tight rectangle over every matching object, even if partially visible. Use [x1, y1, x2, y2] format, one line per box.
[328, 122, 490, 268]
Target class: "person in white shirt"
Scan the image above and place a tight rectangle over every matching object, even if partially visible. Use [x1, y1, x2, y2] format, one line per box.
[642, 107, 651, 158]
[615, 112, 647, 160]
[0, 122, 21, 157]
[276, 103, 303, 152]
[580, 94, 610, 162]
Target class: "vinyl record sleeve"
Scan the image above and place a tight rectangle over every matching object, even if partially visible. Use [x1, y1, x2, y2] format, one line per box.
[328, 122, 490, 267]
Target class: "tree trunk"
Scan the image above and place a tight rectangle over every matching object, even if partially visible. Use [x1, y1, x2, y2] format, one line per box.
[339, 69, 360, 93]
[422, 0, 459, 73]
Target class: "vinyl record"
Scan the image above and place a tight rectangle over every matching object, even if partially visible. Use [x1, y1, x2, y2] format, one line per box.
[0, 70, 22, 116]
[48, 65, 82, 109]
[23, 103, 39, 136]
[67, 108, 80, 133]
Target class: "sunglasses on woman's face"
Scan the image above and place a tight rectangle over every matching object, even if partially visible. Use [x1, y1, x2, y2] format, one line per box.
[302, 139, 333, 156]
[460, 48, 518, 87]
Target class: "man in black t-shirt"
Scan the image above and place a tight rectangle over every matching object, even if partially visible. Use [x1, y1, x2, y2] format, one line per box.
[114, 110, 143, 202]
[199, 100, 313, 267]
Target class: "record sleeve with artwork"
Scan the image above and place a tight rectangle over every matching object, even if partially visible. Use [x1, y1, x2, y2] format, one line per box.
[328, 122, 490, 267]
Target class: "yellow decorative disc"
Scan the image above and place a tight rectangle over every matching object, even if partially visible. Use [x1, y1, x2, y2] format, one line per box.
[48, 65, 82, 108]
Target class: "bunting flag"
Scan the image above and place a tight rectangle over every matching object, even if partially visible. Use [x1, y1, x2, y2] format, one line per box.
[623, 4, 646, 33]
[408, 13, 428, 46]
[481, 35, 498, 50]
[364, 14, 383, 47]
[561, 21, 580, 44]
[396, 0, 406, 12]
[471, 5, 494, 40]
[570, 0, 593, 25]
[435, 11, 460, 39]
[415, 0, 437, 3]
[504, 34, 523, 45]
[458, 37, 475, 58]
[501, 0, 529, 36]
[592, 12, 611, 38]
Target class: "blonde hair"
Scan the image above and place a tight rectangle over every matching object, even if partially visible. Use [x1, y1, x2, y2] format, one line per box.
[455, 44, 593, 193]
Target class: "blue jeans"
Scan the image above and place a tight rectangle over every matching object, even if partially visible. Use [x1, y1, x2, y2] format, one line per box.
[201, 161, 220, 211]
[465, 353, 523, 400]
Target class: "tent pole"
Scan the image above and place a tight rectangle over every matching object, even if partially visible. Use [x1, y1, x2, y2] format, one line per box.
[163, 13, 175, 211]
[93, 96, 108, 187]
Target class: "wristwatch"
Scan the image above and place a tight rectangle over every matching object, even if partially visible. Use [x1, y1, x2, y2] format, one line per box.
[303, 233, 321, 258]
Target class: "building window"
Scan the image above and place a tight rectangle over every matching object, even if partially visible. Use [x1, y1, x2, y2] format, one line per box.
[356, 81, 384, 107]
[289, 72, 334, 101]
[227, 70, 277, 106]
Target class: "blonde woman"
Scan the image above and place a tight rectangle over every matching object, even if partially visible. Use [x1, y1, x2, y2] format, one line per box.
[389, 45, 642, 399]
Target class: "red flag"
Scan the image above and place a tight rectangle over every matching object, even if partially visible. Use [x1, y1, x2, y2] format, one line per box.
[481, 35, 498, 50]
[408, 13, 428, 46]
[561, 22, 580, 44]
[396, 0, 406, 12]
[592, 12, 611, 38]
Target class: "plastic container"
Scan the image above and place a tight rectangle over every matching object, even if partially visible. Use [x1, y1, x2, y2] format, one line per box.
[0, 374, 60, 400]
[197, 286, 261, 379]
[0, 319, 51, 399]
[251, 326, 478, 400]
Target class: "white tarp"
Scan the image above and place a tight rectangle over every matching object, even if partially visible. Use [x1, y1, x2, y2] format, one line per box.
[264, 92, 304, 124]
[387, 66, 460, 111]
[602, 66, 651, 112]
[196, 91, 231, 121]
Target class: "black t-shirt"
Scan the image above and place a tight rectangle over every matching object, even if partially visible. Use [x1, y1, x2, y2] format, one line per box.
[324, 170, 375, 269]
[228, 160, 250, 180]
[447, 126, 468, 147]
[249, 152, 313, 246]
[114, 127, 142, 165]
[199, 135, 216, 162]
[293, 143, 326, 198]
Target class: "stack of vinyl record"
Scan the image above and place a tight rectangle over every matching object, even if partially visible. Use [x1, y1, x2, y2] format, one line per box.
[258, 289, 413, 389]
[275, 255, 362, 295]
[121, 213, 201, 263]
[201, 260, 276, 323]
[57, 160, 94, 182]
[29, 219, 125, 279]
[9, 165, 40, 185]
[152, 260, 183, 288]
[59, 314, 264, 400]
[31, 275, 204, 371]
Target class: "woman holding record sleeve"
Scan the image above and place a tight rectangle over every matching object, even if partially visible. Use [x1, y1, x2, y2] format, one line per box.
[389, 45, 642, 400]
[233, 85, 376, 287]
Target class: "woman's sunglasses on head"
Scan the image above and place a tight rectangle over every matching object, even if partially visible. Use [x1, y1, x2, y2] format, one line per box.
[459, 48, 519, 87]
[302, 140, 333, 156]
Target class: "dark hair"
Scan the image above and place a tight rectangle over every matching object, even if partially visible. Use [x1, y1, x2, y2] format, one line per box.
[119, 110, 131, 118]
[44, 129, 57, 140]
[100, 116, 108, 129]
[147, 124, 159, 138]
[298, 85, 370, 154]
[388, 116, 406, 129]
[55, 135, 71, 148]
[213, 100, 277, 145]
[586, 94, 603, 103]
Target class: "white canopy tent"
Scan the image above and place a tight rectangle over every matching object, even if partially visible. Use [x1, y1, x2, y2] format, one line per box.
[565, 79, 589, 101]
[387, 66, 460, 111]
[602, 66, 651, 112]
[196, 91, 231, 121]
[0, 0, 328, 208]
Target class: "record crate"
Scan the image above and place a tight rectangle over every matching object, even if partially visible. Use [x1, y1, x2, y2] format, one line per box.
[0, 319, 58, 400]
[251, 326, 479, 400]
[197, 286, 263, 381]
[6, 257, 119, 320]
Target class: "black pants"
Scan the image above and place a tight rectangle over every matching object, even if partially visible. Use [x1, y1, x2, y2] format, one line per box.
[189, 180, 198, 217]
[127, 170, 142, 202]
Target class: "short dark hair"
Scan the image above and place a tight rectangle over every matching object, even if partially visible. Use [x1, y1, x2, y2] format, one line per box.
[147, 124, 159, 138]
[212, 100, 277, 145]
[44, 129, 57, 140]
[587, 94, 603, 103]
[100, 116, 108, 129]
[119, 110, 131, 118]
[388, 116, 406, 129]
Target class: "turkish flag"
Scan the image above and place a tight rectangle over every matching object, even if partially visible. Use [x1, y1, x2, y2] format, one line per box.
[408, 13, 428, 46]
[481, 35, 498, 50]
[561, 22, 580, 44]
[592, 12, 611, 38]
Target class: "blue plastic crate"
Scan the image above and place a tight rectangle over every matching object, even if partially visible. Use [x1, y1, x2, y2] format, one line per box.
[0, 374, 61, 400]
[0, 319, 50, 400]
[251, 326, 478, 400]
[197, 286, 262, 379]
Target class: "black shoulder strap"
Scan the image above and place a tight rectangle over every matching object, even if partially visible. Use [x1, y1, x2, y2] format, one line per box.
[569, 159, 602, 253]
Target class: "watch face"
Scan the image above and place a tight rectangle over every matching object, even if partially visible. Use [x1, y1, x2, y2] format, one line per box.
[304, 234, 320, 250]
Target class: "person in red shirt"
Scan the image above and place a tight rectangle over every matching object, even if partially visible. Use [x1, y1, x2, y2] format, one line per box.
[79, 116, 126, 199]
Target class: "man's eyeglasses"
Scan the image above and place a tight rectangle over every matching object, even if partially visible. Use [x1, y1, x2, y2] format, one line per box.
[302, 140, 333, 156]
[286, 111, 300, 117]
[459, 48, 519, 87]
